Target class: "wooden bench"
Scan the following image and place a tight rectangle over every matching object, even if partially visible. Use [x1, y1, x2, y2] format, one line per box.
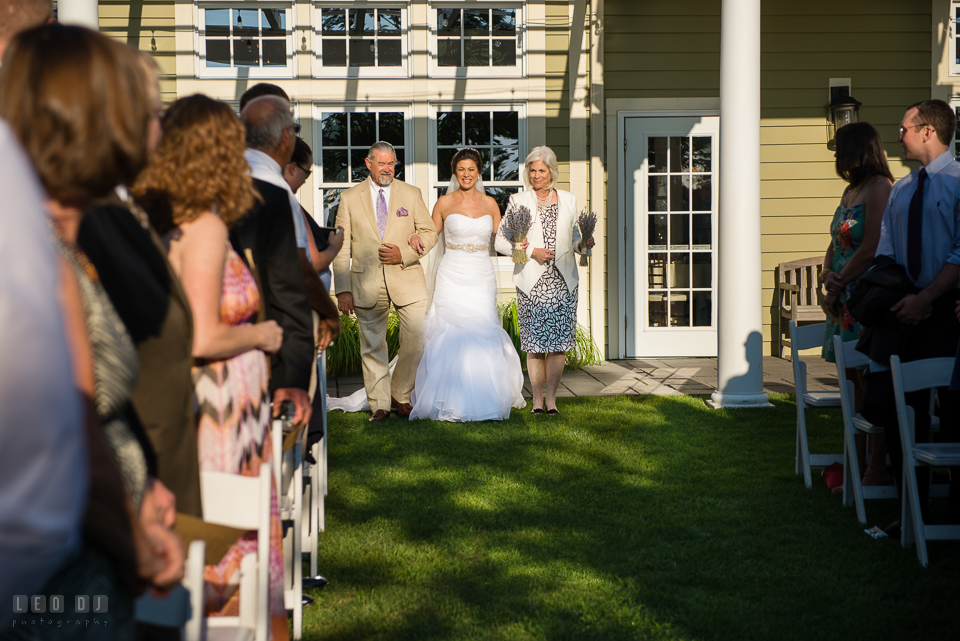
[777, 256, 827, 360]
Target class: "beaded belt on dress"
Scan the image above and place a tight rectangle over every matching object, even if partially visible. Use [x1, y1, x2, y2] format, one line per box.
[445, 242, 489, 253]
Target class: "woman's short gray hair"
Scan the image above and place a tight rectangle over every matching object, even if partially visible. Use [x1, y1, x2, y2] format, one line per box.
[523, 145, 559, 191]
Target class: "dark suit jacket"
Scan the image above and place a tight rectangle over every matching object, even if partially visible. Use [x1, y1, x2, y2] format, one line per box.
[78, 201, 202, 518]
[851, 256, 960, 368]
[230, 179, 315, 393]
[304, 208, 330, 253]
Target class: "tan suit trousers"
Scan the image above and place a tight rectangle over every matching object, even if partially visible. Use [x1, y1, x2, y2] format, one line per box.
[354, 281, 426, 412]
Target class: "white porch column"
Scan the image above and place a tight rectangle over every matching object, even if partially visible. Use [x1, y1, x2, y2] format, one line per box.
[57, 0, 99, 30]
[710, 0, 770, 408]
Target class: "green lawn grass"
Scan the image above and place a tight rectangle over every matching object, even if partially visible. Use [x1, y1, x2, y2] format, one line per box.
[303, 395, 959, 640]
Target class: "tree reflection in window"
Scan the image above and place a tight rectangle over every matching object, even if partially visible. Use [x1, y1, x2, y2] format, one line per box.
[437, 7, 516, 67]
[435, 110, 521, 216]
[202, 6, 287, 69]
[319, 111, 406, 227]
[320, 7, 402, 67]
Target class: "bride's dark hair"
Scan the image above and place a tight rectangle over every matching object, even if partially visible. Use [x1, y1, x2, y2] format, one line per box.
[451, 147, 483, 173]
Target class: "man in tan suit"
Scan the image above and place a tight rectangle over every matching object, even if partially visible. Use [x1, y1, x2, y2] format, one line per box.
[334, 141, 437, 422]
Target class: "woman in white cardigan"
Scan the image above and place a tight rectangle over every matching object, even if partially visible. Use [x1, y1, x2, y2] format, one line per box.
[494, 146, 595, 416]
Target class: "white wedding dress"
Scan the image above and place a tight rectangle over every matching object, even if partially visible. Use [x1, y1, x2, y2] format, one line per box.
[408, 214, 526, 421]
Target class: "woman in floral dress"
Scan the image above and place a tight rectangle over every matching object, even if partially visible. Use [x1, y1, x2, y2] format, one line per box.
[820, 122, 893, 487]
[134, 95, 289, 639]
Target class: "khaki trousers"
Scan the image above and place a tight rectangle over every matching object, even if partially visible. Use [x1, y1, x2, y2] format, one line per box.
[354, 281, 426, 412]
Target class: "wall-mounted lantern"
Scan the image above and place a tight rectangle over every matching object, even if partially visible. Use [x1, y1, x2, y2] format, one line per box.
[828, 86, 861, 139]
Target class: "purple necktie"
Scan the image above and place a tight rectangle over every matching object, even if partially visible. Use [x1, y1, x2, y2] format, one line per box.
[376, 189, 387, 239]
[907, 167, 927, 280]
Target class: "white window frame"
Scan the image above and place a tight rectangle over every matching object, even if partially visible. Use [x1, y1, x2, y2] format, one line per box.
[428, 1, 525, 79]
[312, 2, 411, 78]
[194, 1, 297, 79]
[951, 1, 960, 76]
[429, 102, 526, 270]
[951, 96, 960, 159]
[311, 103, 414, 226]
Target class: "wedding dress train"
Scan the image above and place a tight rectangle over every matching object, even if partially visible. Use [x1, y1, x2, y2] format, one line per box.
[409, 214, 526, 421]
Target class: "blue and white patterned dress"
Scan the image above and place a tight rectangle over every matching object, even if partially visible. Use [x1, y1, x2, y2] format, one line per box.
[516, 202, 578, 353]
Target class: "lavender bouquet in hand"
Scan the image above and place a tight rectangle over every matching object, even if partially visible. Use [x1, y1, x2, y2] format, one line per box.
[505, 203, 533, 264]
[577, 209, 598, 266]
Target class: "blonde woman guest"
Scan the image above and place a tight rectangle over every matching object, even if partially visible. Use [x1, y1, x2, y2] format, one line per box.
[494, 146, 595, 416]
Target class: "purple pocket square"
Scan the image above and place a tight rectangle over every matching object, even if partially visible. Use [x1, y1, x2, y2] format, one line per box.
[396, 207, 409, 217]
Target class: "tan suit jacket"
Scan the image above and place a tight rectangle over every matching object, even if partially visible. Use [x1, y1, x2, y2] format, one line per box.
[333, 179, 438, 307]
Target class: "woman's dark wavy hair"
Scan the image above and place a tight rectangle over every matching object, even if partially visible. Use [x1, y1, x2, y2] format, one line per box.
[451, 147, 483, 173]
[834, 122, 893, 187]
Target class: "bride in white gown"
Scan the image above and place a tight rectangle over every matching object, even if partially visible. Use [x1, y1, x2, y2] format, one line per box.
[406, 148, 526, 421]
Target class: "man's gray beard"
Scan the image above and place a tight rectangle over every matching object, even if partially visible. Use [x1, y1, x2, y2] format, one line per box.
[373, 174, 394, 187]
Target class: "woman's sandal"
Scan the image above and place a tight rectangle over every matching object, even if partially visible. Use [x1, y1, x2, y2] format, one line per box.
[546, 409, 560, 417]
[530, 408, 543, 415]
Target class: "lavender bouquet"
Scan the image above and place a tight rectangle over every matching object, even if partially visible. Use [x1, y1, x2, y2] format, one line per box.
[505, 203, 533, 264]
[577, 209, 598, 266]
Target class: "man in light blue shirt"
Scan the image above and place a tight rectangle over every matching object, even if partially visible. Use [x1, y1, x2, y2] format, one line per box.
[860, 99, 960, 536]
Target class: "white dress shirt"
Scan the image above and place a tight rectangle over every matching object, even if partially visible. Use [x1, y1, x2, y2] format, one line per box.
[245, 148, 311, 260]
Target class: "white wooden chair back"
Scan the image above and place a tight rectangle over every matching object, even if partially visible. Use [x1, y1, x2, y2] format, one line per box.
[889, 355, 960, 567]
[271, 415, 305, 639]
[200, 464, 272, 641]
[790, 321, 842, 488]
[832, 336, 896, 523]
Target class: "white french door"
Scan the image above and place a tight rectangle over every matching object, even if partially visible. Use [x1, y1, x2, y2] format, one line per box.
[623, 115, 719, 357]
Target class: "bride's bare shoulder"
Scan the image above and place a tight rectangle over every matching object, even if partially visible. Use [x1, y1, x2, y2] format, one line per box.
[481, 193, 500, 215]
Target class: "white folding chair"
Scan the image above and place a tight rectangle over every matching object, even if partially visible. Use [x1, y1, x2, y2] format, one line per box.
[790, 321, 842, 488]
[133, 539, 205, 639]
[832, 336, 897, 523]
[201, 465, 273, 641]
[302, 351, 329, 582]
[272, 416, 304, 639]
[889, 355, 960, 567]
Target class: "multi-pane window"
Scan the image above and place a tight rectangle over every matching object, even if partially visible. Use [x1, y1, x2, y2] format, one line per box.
[955, 106, 960, 160]
[646, 135, 714, 328]
[436, 7, 518, 68]
[319, 7, 403, 68]
[952, 1, 960, 76]
[434, 109, 522, 216]
[202, 6, 289, 69]
[317, 111, 406, 226]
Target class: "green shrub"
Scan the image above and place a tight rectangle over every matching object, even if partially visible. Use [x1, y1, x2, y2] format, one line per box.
[326, 302, 602, 377]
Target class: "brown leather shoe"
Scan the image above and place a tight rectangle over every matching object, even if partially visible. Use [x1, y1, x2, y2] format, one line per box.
[368, 409, 389, 423]
[391, 397, 413, 418]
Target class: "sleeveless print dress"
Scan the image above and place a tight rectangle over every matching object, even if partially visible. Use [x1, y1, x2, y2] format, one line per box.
[516, 202, 578, 353]
[195, 245, 284, 619]
[821, 200, 866, 363]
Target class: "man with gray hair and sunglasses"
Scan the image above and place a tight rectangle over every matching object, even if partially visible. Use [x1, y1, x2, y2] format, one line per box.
[333, 141, 437, 422]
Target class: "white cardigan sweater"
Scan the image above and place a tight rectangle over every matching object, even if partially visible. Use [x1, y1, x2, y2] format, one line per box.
[494, 189, 583, 295]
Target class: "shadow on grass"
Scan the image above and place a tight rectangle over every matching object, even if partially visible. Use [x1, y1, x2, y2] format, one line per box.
[306, 396, 960, 641]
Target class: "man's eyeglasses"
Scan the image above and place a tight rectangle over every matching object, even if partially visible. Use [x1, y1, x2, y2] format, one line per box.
[292, 123, 301, 135]
[899, 123, 928, 137]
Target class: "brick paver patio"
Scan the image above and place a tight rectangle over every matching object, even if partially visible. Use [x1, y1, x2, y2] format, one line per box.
[327, 356, 839, 400]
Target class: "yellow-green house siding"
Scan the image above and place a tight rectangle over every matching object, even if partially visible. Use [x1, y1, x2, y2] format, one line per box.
[99, 0, 176, 103]
[599, 0, 930, 355]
